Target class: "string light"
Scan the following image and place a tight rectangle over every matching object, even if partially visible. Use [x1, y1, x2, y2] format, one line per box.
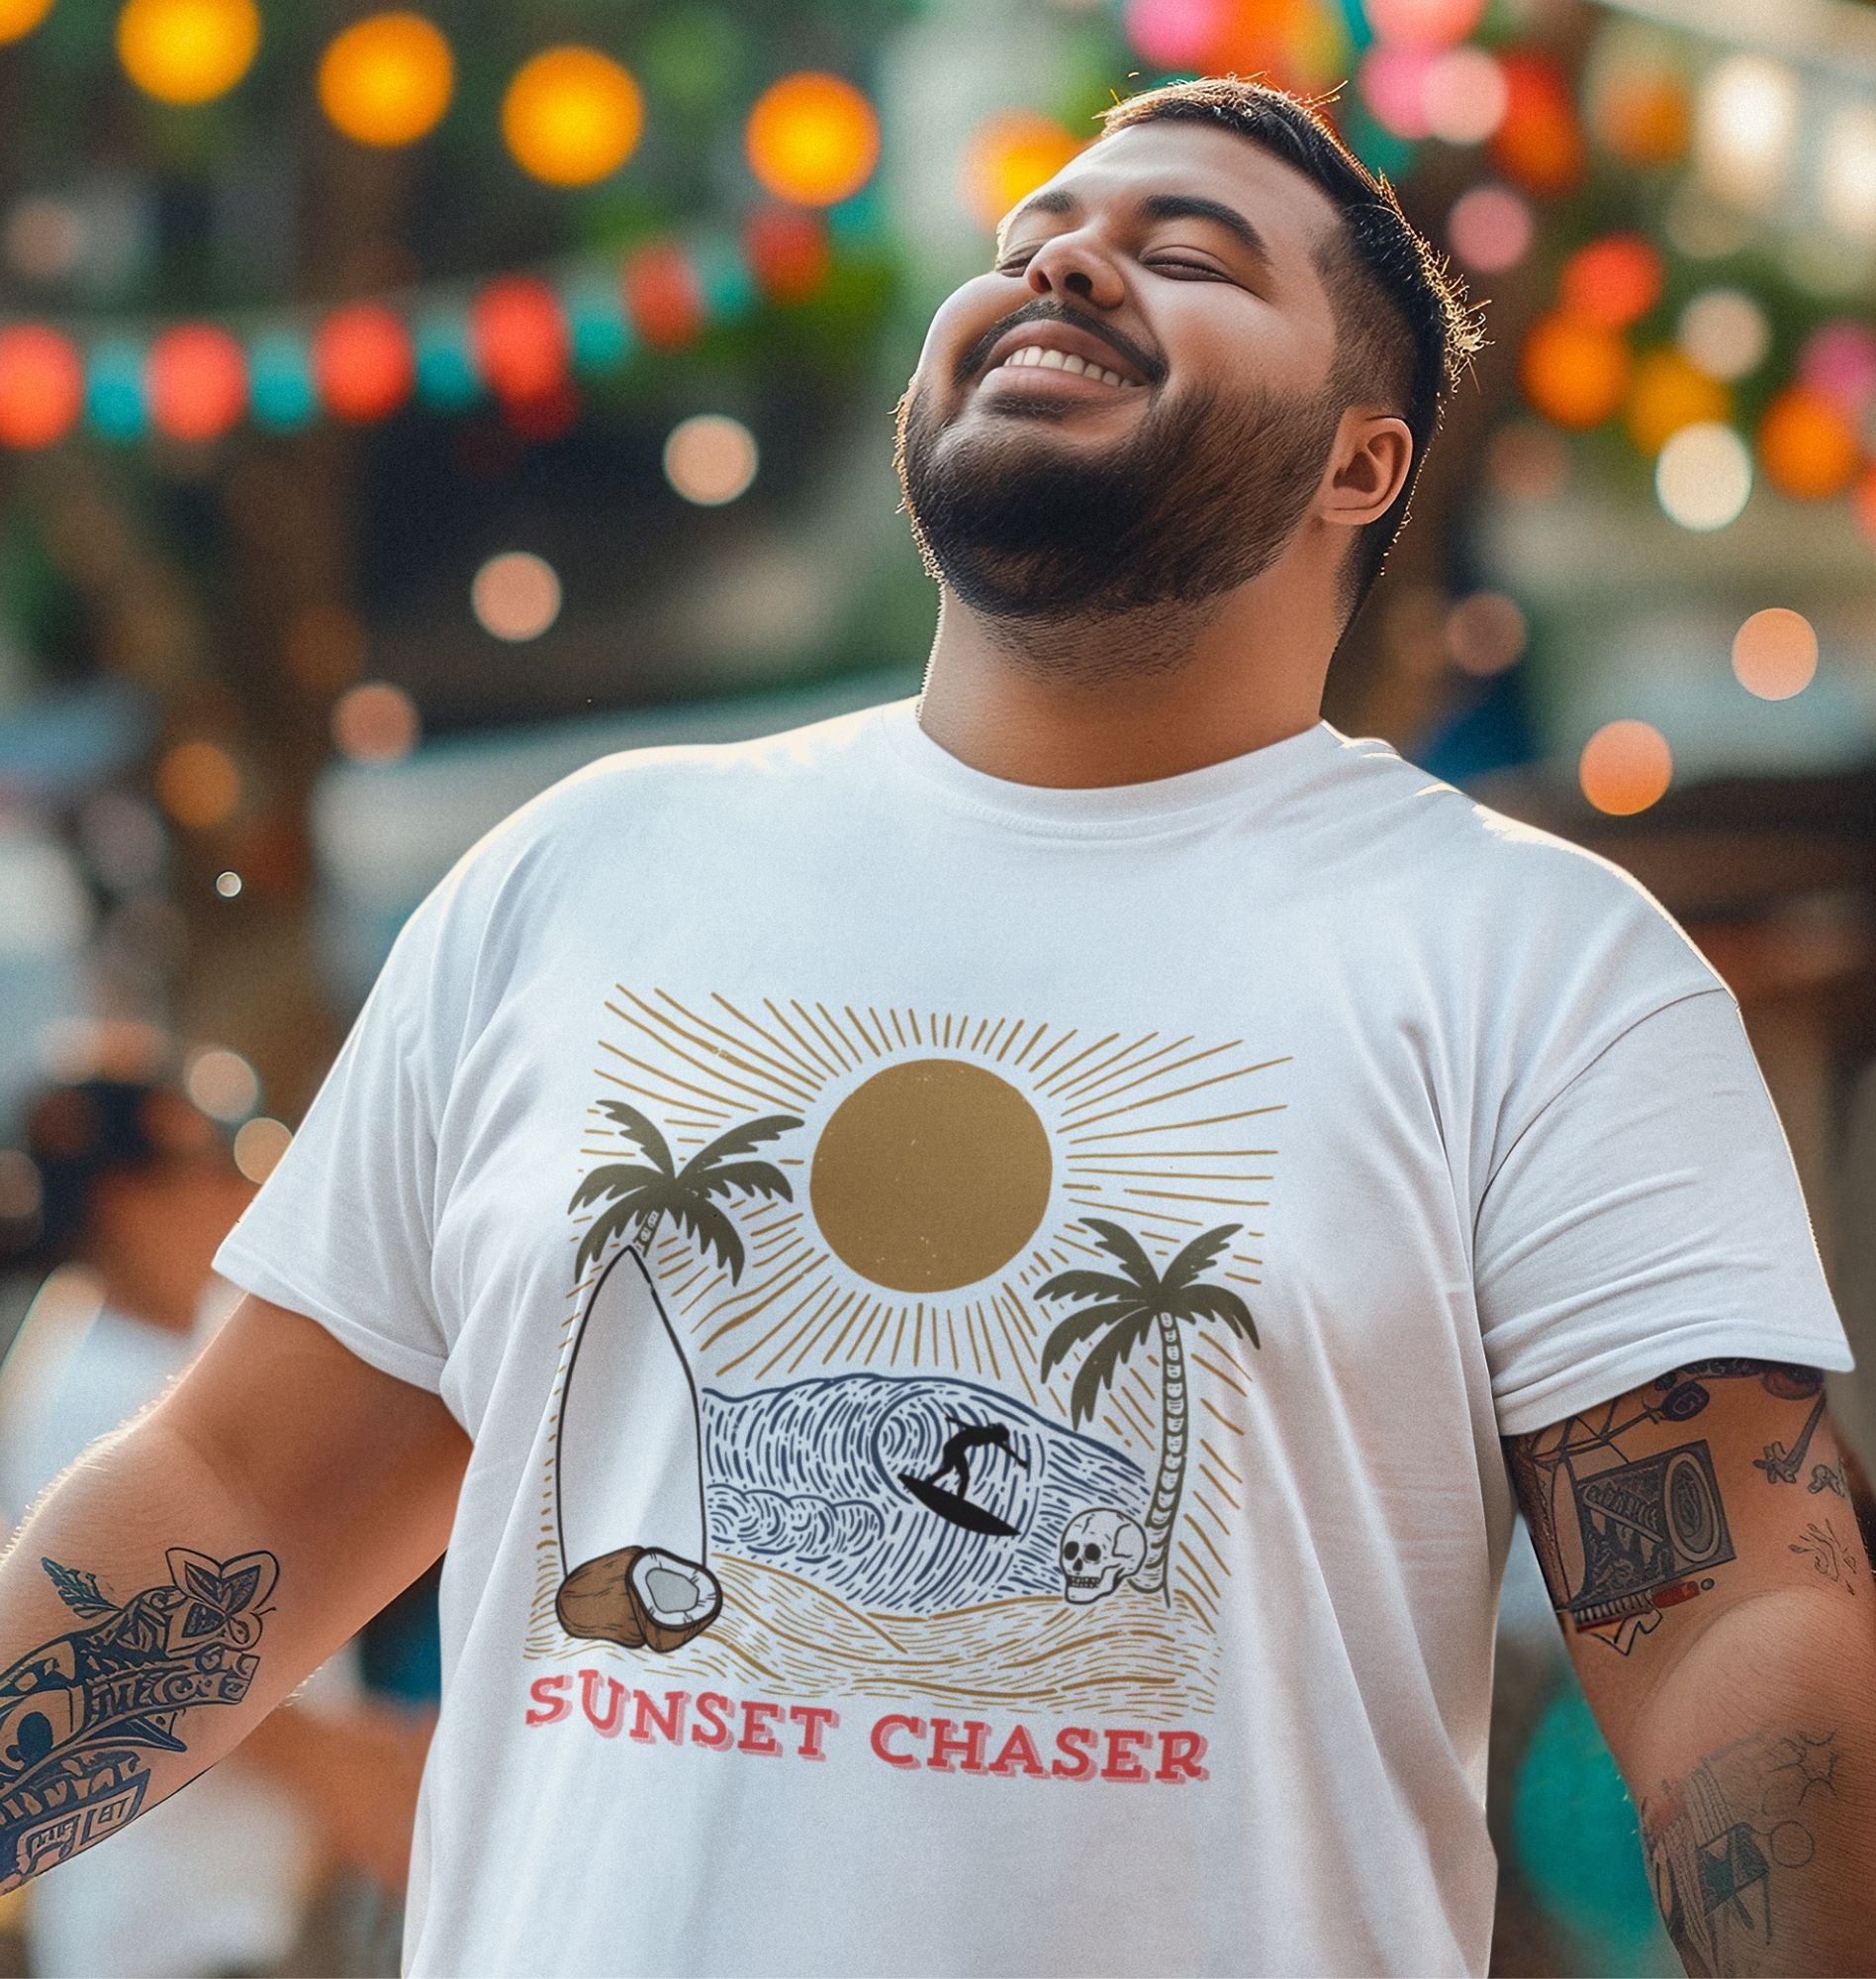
[1558, 235, 1662, 330]
[962, 113, 1081, 232]
[1447, 184, 1532, 272]
[470, 276, 568, 404]
[471, 552, 561, 641]
[1732, 608, 1817, 701]
[1580, 720, 1672, 816]
[1655, 422, 1750, 530]
[1757, 386, 1860, 500]
[1421, 48, 1507, 146]
[0, 325, 83, 447]
[503, 47, 643, 188]
[0, 0, 53, 45]
[1695, 55, 1796, 214]
[1490, 52, 1585, 195]
[1677, 290, 1769, 382]
[1521, 314, 1630, 428]
[313, 304, 414, 422]
[147, 324, 246, 442]
[117, 0, 261, 107]
[1122, 0, 1228, 66]
[318, 12, 454, 149]
[745, 72, 879, 207]
[663, 414, 758, 506]
[1363, 0, 1485, 47]
[1624, 348, 1729, 455]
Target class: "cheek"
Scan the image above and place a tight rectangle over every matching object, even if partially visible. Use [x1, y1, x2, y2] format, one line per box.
[912, 275, 1018, 389]
[1160, 293, 1332, 399]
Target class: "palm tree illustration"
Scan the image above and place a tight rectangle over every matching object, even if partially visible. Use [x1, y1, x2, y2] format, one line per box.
[1037, 1218, 1259, 1601]
[570, 1099, 801, 1279]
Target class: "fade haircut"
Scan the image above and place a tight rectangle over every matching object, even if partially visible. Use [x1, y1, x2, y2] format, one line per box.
[1100, 77, 1481, 617]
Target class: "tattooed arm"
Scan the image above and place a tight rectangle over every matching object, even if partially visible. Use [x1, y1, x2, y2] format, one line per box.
[1505, 1360, 1876, 1977]
[0, 1293, 467, 1894]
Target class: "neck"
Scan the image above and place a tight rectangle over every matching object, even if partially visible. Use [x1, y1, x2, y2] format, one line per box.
[915, 569, 1335, 790]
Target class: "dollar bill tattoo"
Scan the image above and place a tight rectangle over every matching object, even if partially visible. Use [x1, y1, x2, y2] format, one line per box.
[0, 1550, 277, 1891]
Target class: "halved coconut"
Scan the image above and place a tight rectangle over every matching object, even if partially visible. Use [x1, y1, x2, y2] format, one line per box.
[555, 1547, 646, 1648]
[626, 1550, 721, 1653]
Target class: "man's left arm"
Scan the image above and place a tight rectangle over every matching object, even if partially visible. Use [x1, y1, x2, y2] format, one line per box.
[1505, 1359, 1876, 1978]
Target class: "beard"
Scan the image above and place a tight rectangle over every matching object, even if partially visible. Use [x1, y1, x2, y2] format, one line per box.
[894, 362, 1345, 626]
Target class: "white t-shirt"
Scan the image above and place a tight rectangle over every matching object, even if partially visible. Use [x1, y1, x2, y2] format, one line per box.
[215, 699, 1853, 1979]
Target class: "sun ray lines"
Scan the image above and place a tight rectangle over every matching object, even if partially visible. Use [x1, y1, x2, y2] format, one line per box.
[657, 989, 829, 1096]
[1025, 1026, 1077, 1076]
[796, 1000, 858, 1071]
[1197, 1461, 1242, 1512]
[841, 1005, 885, 1060]
[1123, 1187, 1269, 1209]
[1198, 1394, 1246, 1438]
[1068, 1103, 1286, 1145]
[814, 1290, 868, 1366]
[1065, 1060, 1290, 1131]
[597, 1040, 751, 1115]
[779, 1283, 856, 1375]
[594, 1065, 731, 1121]
[1033, 1031, 1121, 1093]
[707, 992, 827, 1085]
[761, 997, 840, 1081]
[1184, 1516, 1233, 1580]
[1059, 1037, 1247, 1114]
[1198, 1435, 1243, 1484]
[717, 1269, 849, 1379]
[1049, 1032, 1178, 1102]
[697, 1253, 831, 1354]
[1189, 1349, 1249, 1397]
[609, 993, 816, 1112]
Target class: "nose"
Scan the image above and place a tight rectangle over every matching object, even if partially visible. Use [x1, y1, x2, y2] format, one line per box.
[1023, 230, 1125, 310]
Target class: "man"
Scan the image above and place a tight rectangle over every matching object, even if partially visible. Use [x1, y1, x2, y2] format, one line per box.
[0, 76, 1869, 1977]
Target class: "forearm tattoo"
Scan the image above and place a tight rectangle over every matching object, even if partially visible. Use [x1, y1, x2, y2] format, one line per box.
[1642, 1725, 1841, 1978]
[0, 1550, 277, 1891]
[1509, 1362, 1839, 1656]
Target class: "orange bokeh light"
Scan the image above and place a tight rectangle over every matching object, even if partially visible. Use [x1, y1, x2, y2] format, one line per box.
[961, 113, 1081, 233]
[745, 72, 880, 208]
[1559, 234, 1663, 330]
[317, 12, 454, 148]
[332, 681, 420, 762]
[1757, 387, 1860, 500]
[148, 324, 247, 442]
[502, 47, 642, 188]
[0, 325, 82, 448]
[471, 277, 569, 403]
[155, 739, 241, 829]
[1579, 719, 1672, 817]
[1490, 53, 1586, 196]
[742, 206, 831, 305]
[1732, 608, 1818, 702]
[1521, 314, 1631, 429]
[1624, 347, 1730, 455]
[117, 0, 260, 106]
[314, 304, 414, 423]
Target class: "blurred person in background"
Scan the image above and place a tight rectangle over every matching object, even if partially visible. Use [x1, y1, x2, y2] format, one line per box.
[0, 73, 1872, 1979]
[0, 1046, 427, 1977]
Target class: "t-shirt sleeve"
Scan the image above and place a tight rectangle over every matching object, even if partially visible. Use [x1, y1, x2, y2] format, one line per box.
[212, 874, 471, 1395]
[1475, 985, 1854, 1438]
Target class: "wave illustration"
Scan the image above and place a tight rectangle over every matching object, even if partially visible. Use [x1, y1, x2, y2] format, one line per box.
[701, 1373, 1147, 1615]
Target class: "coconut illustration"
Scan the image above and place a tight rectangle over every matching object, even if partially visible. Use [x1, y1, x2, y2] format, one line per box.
[555, 1545, 720, 1653]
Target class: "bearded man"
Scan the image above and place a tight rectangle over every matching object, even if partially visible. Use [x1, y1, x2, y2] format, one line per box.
[2, 77, 1870, 1979]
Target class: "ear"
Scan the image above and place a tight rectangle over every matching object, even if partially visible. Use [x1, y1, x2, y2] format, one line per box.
[1320, 411, 1415, 530]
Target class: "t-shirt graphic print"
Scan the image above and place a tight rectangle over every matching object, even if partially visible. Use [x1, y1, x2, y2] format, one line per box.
[213, 698, 1856, 1978]
[543, 990, 1276, 1743]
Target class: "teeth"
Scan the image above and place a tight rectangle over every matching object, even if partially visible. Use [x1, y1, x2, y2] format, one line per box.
[992, 345, 1140, 386]
[1038, 348, 1067, 369]
[1061, 353, 1086, 374]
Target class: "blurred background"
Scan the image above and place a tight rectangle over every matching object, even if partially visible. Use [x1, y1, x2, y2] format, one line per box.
[0, 0, 1871, 1971]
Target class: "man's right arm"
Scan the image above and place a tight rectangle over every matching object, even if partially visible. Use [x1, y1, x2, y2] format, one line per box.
[0, 1293, 468, 1893]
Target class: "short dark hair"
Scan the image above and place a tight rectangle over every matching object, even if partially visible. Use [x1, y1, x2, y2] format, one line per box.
[1100, 76, 1481, 618]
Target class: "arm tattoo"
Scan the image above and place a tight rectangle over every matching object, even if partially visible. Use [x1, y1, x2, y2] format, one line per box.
[1642, 1725, 1839, 1978]
[1509, 1364, 1828, 1656]
[0, 1550, 277, 1891]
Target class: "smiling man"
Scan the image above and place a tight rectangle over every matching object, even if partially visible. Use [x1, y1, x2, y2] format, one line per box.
[2, 77, 1873, 1979]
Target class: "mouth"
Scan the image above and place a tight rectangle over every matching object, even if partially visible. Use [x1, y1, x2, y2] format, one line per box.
[971, 320, 1153, 405]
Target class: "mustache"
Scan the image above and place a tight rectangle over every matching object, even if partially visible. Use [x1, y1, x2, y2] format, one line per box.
[951, 299, 1168, 392]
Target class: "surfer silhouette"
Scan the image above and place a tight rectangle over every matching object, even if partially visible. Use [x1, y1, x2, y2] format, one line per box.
[900, 1415, 1027, 1538]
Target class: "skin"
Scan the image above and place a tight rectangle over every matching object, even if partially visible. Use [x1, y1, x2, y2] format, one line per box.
[903, 120, 1414, 791]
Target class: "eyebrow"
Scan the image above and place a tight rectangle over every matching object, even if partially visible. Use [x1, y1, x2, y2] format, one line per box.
[999, 188, 1273, 271]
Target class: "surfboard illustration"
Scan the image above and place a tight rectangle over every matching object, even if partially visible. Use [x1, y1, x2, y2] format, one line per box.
[554, 1245, 718, 1651]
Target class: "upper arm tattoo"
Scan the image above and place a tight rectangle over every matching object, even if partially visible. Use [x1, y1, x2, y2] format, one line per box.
[0, 1549, 278, 1890]
[1508, 1361, 1845, 1657]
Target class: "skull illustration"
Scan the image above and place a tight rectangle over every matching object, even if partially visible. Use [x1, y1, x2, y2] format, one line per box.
[1059, 1508, 1147, 1604]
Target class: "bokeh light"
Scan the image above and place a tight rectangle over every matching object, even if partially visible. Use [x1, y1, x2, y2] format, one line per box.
[1362, 0, 1484, 48]
[1590, 53, 1691, 167]
[1623, 348, 1730, 455]
[117, 0, 260, 106]
[743, 206, 831, 304]
[1655, 422, 1751, 530]
[502, 47, 643, 188]
[213, 869, 241, 898]
[314, 304, 414, 423]
[745, 72, 879, 207]
[1445, 592, 1527, 676]
[332, 681, 420, 762]
[471, 276, 569, 404]
[318, 12, 454, 149]
[248, 330, 317, 431]
[86, 338, 148, 442]
[1421, 48, 1507, 146]
[1732, 608, 1818, 701]
[1123, 0, 1227, 67]
[471, 552, 561, 641]
[1447, 184, 1532, 272]
[184, 1044, 258, 1121]
[154, 739, 240, 829]
[1579, 719, 1672, 816]
[1676, 289, 1769, 382]
[663, 413, 759, 506]
[1521, 314, 1630, 429]
[0, 325, 82, 447]
[1490, 53, 1585, 196]
[1796, 322, 1876, 419]
[1485, 420, 1570, 503]
[0, 0, 54, 44]
[1820, 104, 1876, 244]
[233, 1116, 291, 1183]
[1696, 55, 1796, 214]
[1558, 235, 1663, 330]
[622, 242, 703, 349]
[1757, 386, 1860, 500]
[147, 324, 246, 442]
[1359, 45, 1436, 142]
[962, 113, 1081, 233]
